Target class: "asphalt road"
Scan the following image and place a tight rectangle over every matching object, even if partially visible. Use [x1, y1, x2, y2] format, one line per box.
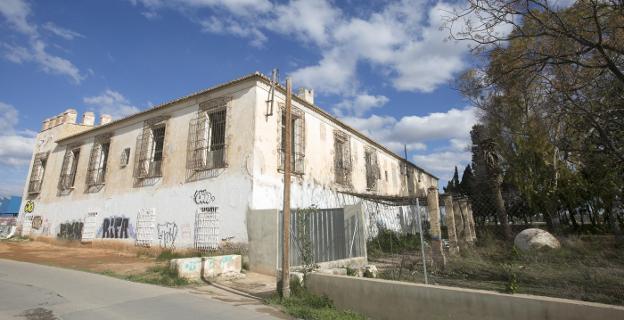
[0, 259, 284, 320]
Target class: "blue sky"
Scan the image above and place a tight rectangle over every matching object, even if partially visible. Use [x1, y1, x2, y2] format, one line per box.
[0, 0, 481, 197]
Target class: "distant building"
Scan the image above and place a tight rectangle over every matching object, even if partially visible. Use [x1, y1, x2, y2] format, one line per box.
[17, 72, 438, 273]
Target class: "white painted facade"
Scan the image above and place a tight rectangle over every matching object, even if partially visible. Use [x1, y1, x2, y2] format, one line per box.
[17, 73, 438, 252]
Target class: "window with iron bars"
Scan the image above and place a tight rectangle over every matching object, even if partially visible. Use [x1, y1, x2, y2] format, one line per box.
[365, 148, 381, 190]
[28, 152, 48, 194]
[86, 136, 110, 186]
[334, 131, 352, 185]
[134, 117, 168, 180]
[58, 146, 80, 191]
[278, 106, 305, 174]
[187, 98, 228, 172]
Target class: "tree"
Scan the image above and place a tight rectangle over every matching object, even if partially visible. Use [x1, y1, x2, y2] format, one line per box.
[444, 166, 461, 195]
[450, 0, 624, 240]
[471, 125, 513, 240]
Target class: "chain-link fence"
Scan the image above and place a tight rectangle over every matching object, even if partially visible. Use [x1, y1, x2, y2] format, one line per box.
[365, 194, 624, 306]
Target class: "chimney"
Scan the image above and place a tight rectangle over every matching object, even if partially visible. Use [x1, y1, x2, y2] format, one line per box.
[100, 114, 112, 125]
[82, 112, 95, 126]
[296, 88, 314, 105]
[64, 109, 77, 124]
[41, 119, 50, 131]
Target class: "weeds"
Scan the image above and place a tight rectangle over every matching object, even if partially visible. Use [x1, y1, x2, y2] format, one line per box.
[102, 264, 191, 287]
[268, 279, 364, 320]
[373, 234, 624, 305]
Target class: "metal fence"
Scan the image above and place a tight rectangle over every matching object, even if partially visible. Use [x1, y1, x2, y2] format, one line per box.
[280, 207, 366, 267]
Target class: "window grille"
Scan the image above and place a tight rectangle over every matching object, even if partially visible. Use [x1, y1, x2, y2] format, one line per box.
[134, 117, 168, 180]
[120, 148, 130, 167]
[365, 148, 381, 190]
[334, 131, 352, 185]
[278, 105, 305, 174]
[187, 97, 229, 172]
[28, 152, 48, 194]
[86, 135, 110, 186]
[59, 147, 80, 191]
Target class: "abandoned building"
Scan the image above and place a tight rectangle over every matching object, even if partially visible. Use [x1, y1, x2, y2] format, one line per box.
[17, 72, 441, 273]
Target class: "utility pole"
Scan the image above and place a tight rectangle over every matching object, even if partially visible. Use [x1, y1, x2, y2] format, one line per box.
[281, 77, 292, 298]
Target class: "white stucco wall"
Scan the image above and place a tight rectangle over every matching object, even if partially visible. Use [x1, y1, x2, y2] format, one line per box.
[18, 79, 258, 247]
[17, 74, 439, 251]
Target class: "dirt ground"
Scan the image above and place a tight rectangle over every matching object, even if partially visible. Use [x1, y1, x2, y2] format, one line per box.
[0, 238, 157, 275]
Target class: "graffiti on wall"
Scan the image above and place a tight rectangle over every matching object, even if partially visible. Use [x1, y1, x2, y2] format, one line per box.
[195, 206, 220, 250]
[81, 212, 98, 242]
[57, 221, 83, 240]
[101, 216, 130, 239]
[32, 216, 42, 230]
[193, 189, 215, 205]
[157, 222, 178, 249]
[136, 209, 156, 247]
[24, 200, 34, 213]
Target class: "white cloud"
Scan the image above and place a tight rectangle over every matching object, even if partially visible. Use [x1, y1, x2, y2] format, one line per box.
[84, 90, 141, 120]
[334, 93, 389, 117]
[0, 0, 84, 83]
[0, 0, 36, 35]
[270, 0, 340, 46]
[412, 150, 471, 179]
[342, 106, 477, 168]
[0, 101, 36, 197]
[290, 48, 358, 94]
[0, 133, 35, 166]
[3, 41, 84, 83]
[129, 0, 476, 95]
[42, 22, 85, 40]
[0, 102, 19, 132]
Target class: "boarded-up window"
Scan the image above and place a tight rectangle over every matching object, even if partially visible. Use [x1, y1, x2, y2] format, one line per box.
[279, 106, 305, 174]
[187, 98, 229, 171]
[86, 135, 110, 186]
[28, 152, 48, 194]
[134, 118, 168, 180]
[365, 148, 380, 190]
[334, 131, 352, 185]
[58, 146, 80, 191]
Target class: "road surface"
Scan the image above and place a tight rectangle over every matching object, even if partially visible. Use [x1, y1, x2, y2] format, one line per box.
[0, 259, 285, 320]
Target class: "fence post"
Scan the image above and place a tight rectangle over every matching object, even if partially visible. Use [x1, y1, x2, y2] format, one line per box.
[452, 200, 464, 246]
[427, 187, 446, 268]
[466, 202, 477, 241]
[442, 194, 459, 255]
[459, 199, 474, 243]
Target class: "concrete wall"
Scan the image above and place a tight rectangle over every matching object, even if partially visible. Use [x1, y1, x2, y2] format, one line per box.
[246, 209, 279, 275]
[307, 273, 624, 320]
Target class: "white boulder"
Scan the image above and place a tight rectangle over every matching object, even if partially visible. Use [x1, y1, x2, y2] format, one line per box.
[514, 228, 560, 251]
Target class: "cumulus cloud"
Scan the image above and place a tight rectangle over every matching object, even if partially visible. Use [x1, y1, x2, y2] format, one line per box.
[0, 0, 84, 83]
[0, 102, 36, 197]
[343, 107, 477, 147]
[334, 93, 389, 117]
[412, 150, 472, 179]
[83, 90, 141, 120]
[42, 22, 85, 40]
[128, 0, 482, 95]
[341, 106, 477, 177]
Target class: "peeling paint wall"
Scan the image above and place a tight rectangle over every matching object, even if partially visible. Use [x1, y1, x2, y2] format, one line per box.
[17, 76, 438, 254]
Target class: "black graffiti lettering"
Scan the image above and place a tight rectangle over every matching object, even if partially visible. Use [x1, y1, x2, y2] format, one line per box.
[101, 217, 130, 239]
[193, 189, 215, 205]
[57, 221, 83, 240]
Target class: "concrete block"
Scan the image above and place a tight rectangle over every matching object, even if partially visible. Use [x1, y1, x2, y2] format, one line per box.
[171, 255, 242, 280]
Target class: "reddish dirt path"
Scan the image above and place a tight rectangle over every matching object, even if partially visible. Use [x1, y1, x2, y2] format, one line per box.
[0, 239, 156, 275]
